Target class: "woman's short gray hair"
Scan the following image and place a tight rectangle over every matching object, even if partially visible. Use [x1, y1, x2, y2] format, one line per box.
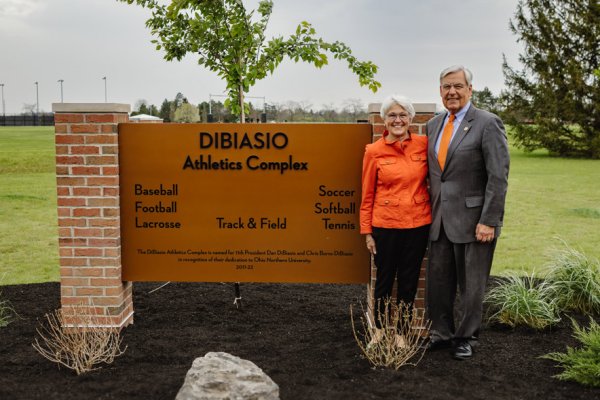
[380, 95, 415, 120]
[439, 65, 473, 85]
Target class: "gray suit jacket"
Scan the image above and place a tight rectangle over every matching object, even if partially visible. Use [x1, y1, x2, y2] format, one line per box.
[426, 105, 510, 243]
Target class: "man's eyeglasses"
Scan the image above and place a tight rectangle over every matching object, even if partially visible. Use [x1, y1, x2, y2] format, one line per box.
[386, 113, 410, 121]
[441, 83, 466, 91]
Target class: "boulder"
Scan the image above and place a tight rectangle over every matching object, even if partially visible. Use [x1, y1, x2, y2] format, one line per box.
[175, 352, 280, 400]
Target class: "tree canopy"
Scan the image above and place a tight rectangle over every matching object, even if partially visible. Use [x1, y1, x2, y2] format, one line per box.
[173, 99, 200, 122]
[135, 94, 368, 123]
[119, 0, 381, 122]
[502, 0, 600, 158]
[472, 87, 500, 115]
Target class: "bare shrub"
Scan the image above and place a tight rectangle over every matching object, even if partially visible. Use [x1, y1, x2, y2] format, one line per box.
[32, 305, 127, 375]
[350, 298, 430, 369]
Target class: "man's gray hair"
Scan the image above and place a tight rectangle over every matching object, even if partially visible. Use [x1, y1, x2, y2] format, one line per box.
[380, 94, 415, 120]
[439, 65, 473, 86]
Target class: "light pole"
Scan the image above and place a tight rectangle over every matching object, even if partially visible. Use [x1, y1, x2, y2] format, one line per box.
[102, 76, 107, 102]
[34, 81, 39, 115]
[0, 83, 5, 117]
[57, 79, 64, 103]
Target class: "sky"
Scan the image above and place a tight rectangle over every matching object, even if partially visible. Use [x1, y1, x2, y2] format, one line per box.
[0, 0, 523, 114]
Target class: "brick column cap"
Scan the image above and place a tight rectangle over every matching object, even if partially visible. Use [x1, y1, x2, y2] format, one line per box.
[52, 103, 131, 113]
[368, 102, 438, 114]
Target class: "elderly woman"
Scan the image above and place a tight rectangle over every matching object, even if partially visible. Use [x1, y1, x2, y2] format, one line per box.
[360, 94, 431, 346]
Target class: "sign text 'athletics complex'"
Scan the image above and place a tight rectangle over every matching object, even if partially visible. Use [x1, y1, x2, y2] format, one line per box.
[181, 131, 309, 174]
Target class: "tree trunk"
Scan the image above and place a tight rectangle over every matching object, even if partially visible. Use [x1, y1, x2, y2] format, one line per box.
[239, 84, 245, 123]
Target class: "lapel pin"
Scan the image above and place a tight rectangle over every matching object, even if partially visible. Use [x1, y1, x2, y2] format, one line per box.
[464, 127, 469, 132]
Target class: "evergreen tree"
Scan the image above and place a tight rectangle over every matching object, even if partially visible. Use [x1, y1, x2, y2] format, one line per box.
[502, 0, 600, 158]
[138, 103, 150, 115]
[148, 104, 159, 116]
[132, 99, 149, 116]
[159, 99, 171, 121]
[198, 101, 209, 122]
[169, 93, 186, 122]
[472, 87, 500, 115]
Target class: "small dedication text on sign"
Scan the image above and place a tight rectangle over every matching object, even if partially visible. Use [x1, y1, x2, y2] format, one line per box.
[119, 123, 371, 283]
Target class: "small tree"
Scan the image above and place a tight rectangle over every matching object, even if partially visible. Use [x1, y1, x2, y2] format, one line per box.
[174, 98, 200, 122]
[119, 0, 380, 122]
[139, 102, 150, 115]
[502, 0, 600, 158]
[168, 92, 187, 121]
[148, 104, 159, 116]
[159, 98, 171, 121]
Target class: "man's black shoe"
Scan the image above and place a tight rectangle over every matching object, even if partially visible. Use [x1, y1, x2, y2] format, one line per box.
[426, 338, 452, 351]
[452, 340, 473, 360]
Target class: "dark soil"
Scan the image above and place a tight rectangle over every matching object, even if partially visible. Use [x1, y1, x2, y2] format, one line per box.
[1, 281, 599, 400]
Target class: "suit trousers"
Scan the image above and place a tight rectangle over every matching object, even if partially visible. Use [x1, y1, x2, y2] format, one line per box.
[372, 225, 430, 329]
[426, 223, 496, 341]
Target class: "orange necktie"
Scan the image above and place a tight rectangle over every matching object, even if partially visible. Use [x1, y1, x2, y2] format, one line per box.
[437, 114, 455, 170]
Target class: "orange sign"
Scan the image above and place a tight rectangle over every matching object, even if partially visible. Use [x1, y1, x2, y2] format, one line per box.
[118, 123, 371, 283]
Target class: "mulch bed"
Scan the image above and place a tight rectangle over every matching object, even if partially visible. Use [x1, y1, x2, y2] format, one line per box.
[1, 281, 599, 400]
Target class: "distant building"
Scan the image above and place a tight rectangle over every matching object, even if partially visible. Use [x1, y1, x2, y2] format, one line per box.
[129, 114, 163, 123]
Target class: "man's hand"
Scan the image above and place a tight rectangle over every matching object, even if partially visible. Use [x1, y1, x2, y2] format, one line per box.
[365, 234, 377, 255]
[475, 223, 495, 243]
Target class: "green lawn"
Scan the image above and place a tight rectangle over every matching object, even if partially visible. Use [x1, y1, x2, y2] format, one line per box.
[0, 126, 598, 285]
[495, 145, 600, 274]
[0, 127, 58, 285]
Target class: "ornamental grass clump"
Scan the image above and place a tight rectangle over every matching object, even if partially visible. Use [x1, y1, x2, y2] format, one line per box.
[32, 305, 127, 375]
[0, 275, 16, 327]
[542, 318, 600, 387]
[351, 298, 429, 369]
[485, 273, 561, 329]
[0, 292, 15, 327]
[545, 243, 600, 315]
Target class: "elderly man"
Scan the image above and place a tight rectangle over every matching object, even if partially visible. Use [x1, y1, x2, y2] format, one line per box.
[426, 65, 509, 360]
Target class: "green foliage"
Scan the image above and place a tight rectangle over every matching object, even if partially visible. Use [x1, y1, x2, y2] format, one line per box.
[137, 101, 150, 115]
[545, 242, 600, 314]
[485, 273, 561, 329]
[131, 99, 160, 117]
[119, 0, 380, 120]
[158, 99, 171, 121]
[502, 0, 600, 158]
[542, 318, 600, 387]
[471, 87, 500, 114]
[173, 100, 200, 123]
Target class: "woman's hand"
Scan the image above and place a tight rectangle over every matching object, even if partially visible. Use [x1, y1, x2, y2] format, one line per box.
[365, 234, 377, 255]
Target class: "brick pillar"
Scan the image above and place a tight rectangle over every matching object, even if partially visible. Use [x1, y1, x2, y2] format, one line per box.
[52, 103, 133, 327]
[366, 102, 436, 329]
